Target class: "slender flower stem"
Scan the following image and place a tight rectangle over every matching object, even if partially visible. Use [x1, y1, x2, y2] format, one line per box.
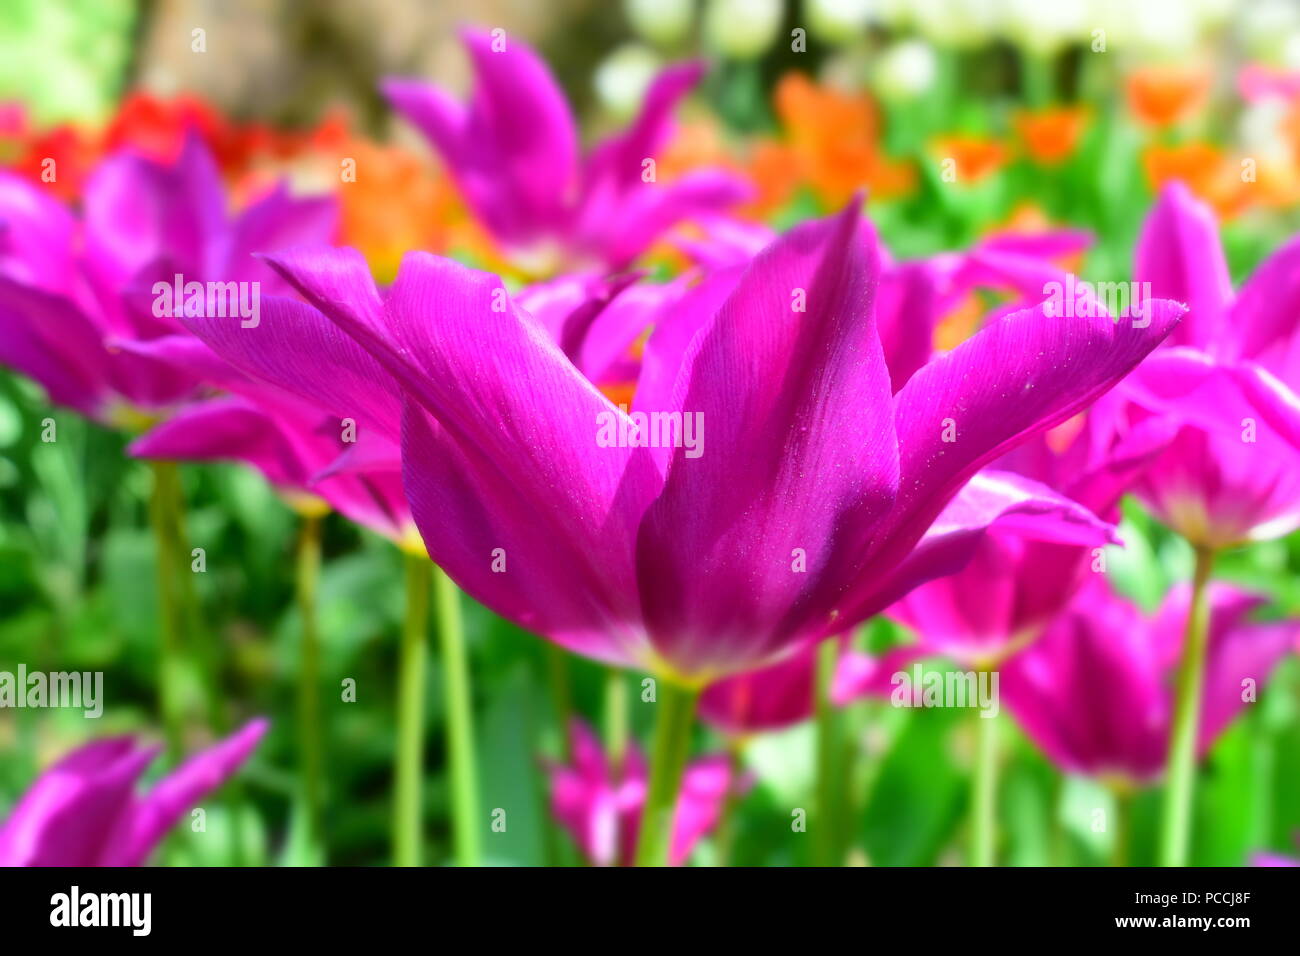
[970, 705, 999, 867]
[1111, 786, 1134, 868]
[839, 698, 875, 866]
[813, 637, 844, 866]
[295, 513, 325, 864]
[171, 473, 218, 730]
[148, 461, 186, 764]
[393, 552, 430, 867]
[150, 461, 241, 861]
[433, 564, 481, 866]
[712, 739, 746, 867]
[603, 667, 628, 781]
[1048, 773, 1066, 867]
[547, 644, 574, 761]
[1021, 51, 1055, 107]
[634, 680, 700, 867]
[1158, 546, 1216, 867]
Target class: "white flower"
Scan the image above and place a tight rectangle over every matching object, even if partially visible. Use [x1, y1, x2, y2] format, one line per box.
[594, 45, 663, 120]
[1122, 0, 1203, 57]
[624, 0, 696, 47]
[911, 0, 999, 49]
[1239, 99, 1291, 163]
[806, 0, 875, 45]
[874, 39, 938, 100]
[1001, 0, 1090, 56]
[703, 0, 784, 59]
[1239, 0, 1300, 64]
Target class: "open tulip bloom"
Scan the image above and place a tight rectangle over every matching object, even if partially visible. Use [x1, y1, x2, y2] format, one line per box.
[1001, 580, 1296, 789]
[0, 135, 335, 426]
[0, 137, 329, 867]
[881, 183, 1300, 866]
[887, 407, 1176, 667]
[171, 197, 1184, 863]
[1118, 181, 1300, 550]
[544, 720, 739, 867]
[382, 30, 750, 274]
[1103, 181, 1300, 865]
[176, 201, 1185, 683]
[0, 720, 267, 866]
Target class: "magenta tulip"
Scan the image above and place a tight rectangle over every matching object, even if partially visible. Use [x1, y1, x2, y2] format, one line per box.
[225, 200, 1182, 684]
[0, 136, 335, 424]
[382, 30, 749, 273]
[885, 411, 1173, 664]
[543, 720, 738, 866]
[1000, 581, 1295, 784]
[1117, 182, 1300, 548]
[0, 720, 267, 866]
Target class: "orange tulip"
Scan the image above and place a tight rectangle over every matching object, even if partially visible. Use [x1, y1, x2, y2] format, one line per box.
[743, 140, 802, 215]
[930, 134, 1011, 184]
[1141, 142, 1249, 219]
[329, 138, 484, 283]
[1126, 65, 1211, 128]
[774, 72, 915, 205]
[1012, 106, 1090, 165]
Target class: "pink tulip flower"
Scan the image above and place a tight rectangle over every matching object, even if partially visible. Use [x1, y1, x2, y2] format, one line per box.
[0, 135, 335, 424]
[544, 721, 739, 866]
[0, 719, 267, 866]
[1000, 580, 1295, 784]
[382, 30, 750, 273]
[1116, 182, 1300, 548]
[180, 201, 1180, 682]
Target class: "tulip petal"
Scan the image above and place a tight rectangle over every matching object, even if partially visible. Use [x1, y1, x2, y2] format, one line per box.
[130, 397, 318, 488]
[633, 266, 743, 419]
[178, 278, 403, 444]
[668, 754, 737, 866]
[0, 738, 156, 867]
[83, 134, 226, 287]
[384, 29, 578, 247]
[582, 62, 705, 202]
[0, 278, 113, 417]
[1134, 181, 1232, 349]
[0, 171, 77, 292]
[877, 296, 1184, 572]
[875, 259, 946, 392]
[636, 202, 898, 679]
[102, 719, 268, 866]
[849, 469, 1117, 628]
[1229, 234, 1300, 375]
[223, 183, 338, 292]
[362, 255, 661, 661]
[576, 169, 753, 271]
